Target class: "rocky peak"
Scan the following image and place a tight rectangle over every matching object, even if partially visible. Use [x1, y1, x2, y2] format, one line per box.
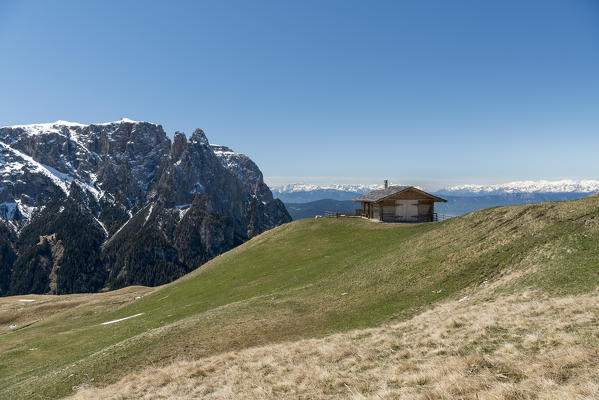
[171, 131, 188, 161]
[189, 128, 209, 146]
[211, 144, 272, 201]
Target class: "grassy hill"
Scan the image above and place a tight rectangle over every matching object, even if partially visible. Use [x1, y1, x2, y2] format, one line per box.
[2, 195, 599, 399]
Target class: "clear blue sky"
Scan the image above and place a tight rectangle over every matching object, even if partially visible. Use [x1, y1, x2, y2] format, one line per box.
[1, 1, 598, 188]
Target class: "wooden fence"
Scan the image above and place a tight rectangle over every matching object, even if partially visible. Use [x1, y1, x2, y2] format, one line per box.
[434, 213, 453, 222]
[328, 211, 454, 222]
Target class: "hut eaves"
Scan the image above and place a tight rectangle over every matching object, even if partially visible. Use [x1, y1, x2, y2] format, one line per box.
[351, 186, 447, 203]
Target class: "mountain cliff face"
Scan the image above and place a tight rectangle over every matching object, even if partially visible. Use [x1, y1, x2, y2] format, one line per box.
[0, 119, 290, 295]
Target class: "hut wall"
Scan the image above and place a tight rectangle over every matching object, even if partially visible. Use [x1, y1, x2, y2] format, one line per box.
[417, 199, 434, 222]
[360, 188, 443, 222]
[382, 205, 396, 222]
[372, 204, 380, 220]
[373, 198, 435, 222]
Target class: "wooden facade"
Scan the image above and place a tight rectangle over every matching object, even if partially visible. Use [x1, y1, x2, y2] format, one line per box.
[353, 186, 447, 223]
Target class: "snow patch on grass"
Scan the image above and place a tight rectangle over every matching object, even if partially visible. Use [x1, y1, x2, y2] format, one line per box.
[101, 313, 144, 326]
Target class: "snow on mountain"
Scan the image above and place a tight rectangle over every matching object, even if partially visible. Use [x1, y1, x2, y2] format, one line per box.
[211, 145, 274, 201]
[211, 145, 242, 173]
[273, 180, 599, 197]
[5, 118, 146, 130]
[271, 183, 383, 194]
[0, 140, 73, 193]
[271, 180, 599, 203]
[270, 183, 389, 203]
[0, 119, 288, 230]
[440, 180, 599, 196]
[0, 119, 171, 227]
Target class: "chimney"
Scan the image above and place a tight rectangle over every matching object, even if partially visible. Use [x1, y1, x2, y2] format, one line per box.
[384, 180, 388, 189]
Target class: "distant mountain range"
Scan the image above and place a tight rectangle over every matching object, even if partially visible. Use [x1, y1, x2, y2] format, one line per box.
[272, 180, 599, 201]
[0, 119, 290, 296]
[271, 184, 381, 203]
[438, 180, 599, 196]
[272, 183, 381, 194]
[273, 181, 599, 220]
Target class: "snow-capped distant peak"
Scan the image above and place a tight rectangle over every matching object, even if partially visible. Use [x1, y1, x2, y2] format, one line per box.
[271, 183, 385, 193]
[271, 179, 599, 197]
[441, 180, 599, 195]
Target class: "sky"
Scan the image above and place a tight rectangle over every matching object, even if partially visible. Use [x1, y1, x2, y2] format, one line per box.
[0, 0, 598, 189]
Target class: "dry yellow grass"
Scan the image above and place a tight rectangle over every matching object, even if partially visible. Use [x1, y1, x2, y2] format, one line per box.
[70, 286, 599, 400]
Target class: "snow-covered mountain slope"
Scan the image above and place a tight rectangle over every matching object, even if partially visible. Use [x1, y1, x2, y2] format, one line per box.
[0, 118, 168, 227]
[0, 119, 290, 295]
[437, 180, 599, 196]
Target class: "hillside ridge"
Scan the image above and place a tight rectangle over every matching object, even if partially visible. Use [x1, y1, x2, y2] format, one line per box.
[2, 195, 599, 399]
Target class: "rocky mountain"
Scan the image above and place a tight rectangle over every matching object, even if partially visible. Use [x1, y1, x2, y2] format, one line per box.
[0, 119, 290, 295]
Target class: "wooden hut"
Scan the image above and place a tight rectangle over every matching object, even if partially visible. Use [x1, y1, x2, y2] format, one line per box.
[352, 182, 447, 222]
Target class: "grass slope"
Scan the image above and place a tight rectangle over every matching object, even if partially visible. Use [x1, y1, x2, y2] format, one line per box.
[2, 195, 599, 399]
[71, 291, 599, 399]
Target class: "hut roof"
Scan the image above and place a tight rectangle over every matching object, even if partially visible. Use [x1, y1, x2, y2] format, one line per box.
[351, 186, 447, 203]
